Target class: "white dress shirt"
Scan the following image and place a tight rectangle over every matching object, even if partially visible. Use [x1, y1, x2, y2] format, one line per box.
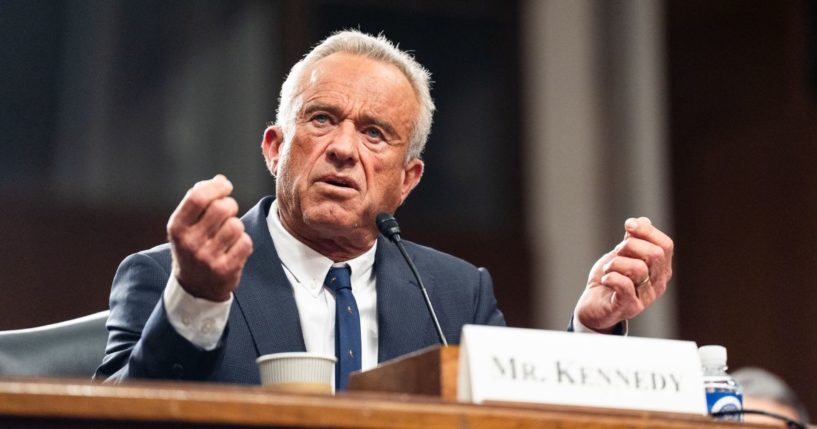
[265, 201, 379, 370]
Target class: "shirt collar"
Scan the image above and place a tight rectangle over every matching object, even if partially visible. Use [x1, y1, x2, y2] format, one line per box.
[267, 200, 377, 294]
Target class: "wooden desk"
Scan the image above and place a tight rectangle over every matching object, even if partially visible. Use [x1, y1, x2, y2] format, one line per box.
[0, 378, 771, 428]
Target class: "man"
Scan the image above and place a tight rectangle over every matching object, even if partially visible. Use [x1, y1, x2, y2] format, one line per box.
[95, 31, 673, 388]
[733, 367, 810, 425]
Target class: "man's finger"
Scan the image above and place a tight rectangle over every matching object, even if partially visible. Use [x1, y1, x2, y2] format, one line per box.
[204, 217, 245, 254]
[615, 236, 666, 269]
[600, 272, 639, 306]
[603, 256, 650, 287]
[623, 217, 673, 253]
[601, 271, 646, 318]
[171, 175, 234, 227]
[214, 232, 253, 280]
[225, 232, 253, 264]
[196, 197, 239, 239]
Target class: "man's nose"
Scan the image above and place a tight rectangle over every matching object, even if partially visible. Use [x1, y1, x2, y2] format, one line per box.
[326, 120, 359, 165]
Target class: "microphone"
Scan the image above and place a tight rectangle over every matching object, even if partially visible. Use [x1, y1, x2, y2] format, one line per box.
[376, 213, 448, 346]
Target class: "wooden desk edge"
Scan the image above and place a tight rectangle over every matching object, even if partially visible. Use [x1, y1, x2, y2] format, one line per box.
[0, 378, 770, 429]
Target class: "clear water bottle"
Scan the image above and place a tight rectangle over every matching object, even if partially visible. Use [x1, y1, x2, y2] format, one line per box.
[699, 345, 743, 421]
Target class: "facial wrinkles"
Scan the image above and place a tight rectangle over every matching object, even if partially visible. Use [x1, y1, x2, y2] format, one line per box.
[275, 94, 300, 204]
[281, 95, 304, 145]
[308, 61, 414, 139]
[275, 143, 302, 218]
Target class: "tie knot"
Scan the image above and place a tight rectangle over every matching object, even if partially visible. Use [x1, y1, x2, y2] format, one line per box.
[325, 266, 352, 292]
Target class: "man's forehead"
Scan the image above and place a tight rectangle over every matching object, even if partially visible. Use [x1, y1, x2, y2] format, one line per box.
[301, 52, 411, 93]
[307, 67, 320, 87]
[294, 53, 419, 121]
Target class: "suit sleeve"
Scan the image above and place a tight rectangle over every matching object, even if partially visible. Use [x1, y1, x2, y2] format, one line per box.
[472, 267, 506, 327]
[94, 252, 226, 382]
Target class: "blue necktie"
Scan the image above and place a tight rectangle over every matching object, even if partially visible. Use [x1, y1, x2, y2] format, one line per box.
[325, 266, 361, 390]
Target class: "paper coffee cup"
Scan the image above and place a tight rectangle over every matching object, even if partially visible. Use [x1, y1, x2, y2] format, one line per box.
[256, 352, 336, 394]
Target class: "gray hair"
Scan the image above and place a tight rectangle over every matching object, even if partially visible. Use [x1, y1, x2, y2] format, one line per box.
[732, 367, 810, 423]
[275, 30, 435, 161]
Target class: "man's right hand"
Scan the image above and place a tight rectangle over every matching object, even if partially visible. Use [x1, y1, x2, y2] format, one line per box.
[166, 175, 253, 302]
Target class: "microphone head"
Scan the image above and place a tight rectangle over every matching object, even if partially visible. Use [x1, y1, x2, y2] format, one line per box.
[376, 212, 401, 239]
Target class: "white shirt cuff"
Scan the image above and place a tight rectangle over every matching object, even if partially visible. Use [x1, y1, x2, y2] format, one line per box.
[163, 275, 232, 351]
[573, 309, 629, 335]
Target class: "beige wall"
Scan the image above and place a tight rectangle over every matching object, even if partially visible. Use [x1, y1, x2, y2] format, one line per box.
[522, 0, 676, 337]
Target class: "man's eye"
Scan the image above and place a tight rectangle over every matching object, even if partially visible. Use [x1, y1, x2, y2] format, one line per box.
[364, 128, 383, 139]
[312, 114, 330, 124]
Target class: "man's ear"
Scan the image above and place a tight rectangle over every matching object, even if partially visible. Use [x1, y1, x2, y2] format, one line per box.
[399, 159, 424, 204]
[261, 126, 284, 176]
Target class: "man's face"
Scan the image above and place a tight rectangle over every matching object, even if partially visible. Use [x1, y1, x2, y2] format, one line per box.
[263, 52, 423, 248]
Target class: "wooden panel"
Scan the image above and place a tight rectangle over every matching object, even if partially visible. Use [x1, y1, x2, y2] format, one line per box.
[0, 199, 167, 330]
[668, 0, 817, 418]
[348, 345, 460, 400]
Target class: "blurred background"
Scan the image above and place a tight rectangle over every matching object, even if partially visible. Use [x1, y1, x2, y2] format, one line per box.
[1, 0, 815, 416]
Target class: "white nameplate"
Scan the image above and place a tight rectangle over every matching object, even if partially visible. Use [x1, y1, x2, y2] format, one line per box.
[458, 325, 707, 415]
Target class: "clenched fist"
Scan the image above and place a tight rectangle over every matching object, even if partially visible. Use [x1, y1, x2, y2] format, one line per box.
[166, 175, 253, 302]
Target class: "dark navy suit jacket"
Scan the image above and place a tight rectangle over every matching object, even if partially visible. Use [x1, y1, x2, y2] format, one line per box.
[95, 197, 506, 383]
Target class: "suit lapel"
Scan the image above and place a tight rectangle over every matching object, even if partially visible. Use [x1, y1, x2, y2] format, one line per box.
[233, 197, 306, 357]
[375, 236, 440, 362]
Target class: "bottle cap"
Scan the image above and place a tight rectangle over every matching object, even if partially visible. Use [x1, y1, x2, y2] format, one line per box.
[698, 345, 727, 366]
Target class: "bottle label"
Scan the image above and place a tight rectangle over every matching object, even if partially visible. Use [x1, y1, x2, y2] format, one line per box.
[706, 391, 743, 421]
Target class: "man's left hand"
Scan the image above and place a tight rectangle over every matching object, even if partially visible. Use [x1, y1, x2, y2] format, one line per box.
[575, 217, 673, 333]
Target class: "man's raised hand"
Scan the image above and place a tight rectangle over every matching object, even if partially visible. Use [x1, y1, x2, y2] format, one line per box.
[166, 175, 253, 302]
[575, 217, 673, 333]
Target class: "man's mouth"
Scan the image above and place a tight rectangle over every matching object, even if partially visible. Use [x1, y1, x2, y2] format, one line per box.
[318, 175, 359, 191]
